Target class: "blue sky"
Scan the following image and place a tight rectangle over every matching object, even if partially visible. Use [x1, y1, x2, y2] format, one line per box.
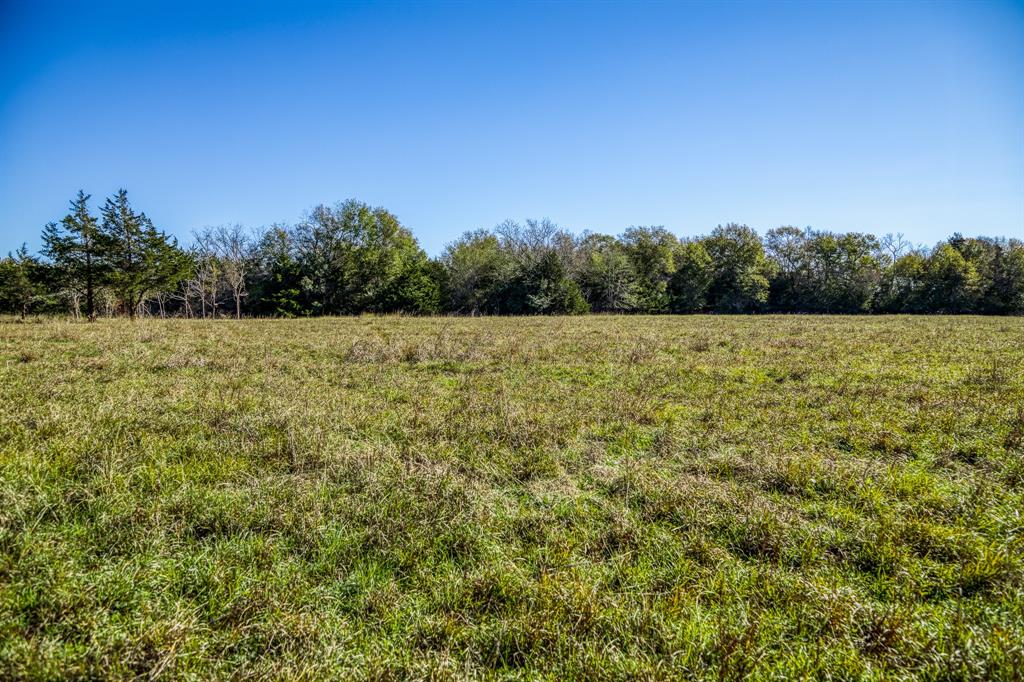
[1, 0, 1022, 256]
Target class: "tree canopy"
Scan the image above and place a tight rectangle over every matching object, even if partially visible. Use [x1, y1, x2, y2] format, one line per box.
[4, 191, 1023, 318]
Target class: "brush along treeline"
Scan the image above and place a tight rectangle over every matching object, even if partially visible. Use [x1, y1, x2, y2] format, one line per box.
[0, 316, 1021, 678]
[3, 191, 1023, 318]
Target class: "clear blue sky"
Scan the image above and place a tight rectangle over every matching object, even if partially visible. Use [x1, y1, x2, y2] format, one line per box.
[2, 0, 1022, 256]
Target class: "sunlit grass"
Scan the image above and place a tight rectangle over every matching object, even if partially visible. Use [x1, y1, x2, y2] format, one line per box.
[1, 316, 1022, 679]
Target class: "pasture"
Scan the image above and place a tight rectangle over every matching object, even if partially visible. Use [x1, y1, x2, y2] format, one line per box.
[0, 316, 1022, 679]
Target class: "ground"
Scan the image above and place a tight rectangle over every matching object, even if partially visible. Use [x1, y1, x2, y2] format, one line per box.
[0, 316, 1022, 680]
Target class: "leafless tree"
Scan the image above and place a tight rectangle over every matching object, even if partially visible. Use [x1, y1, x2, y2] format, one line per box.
[212, 224, 251, 319]
[189, 231, 220, 318]
[190, 225, 251, 319]
[68, 289, 82, 319]
[496, 218, 563, 266]
[880, 232, 911, 263]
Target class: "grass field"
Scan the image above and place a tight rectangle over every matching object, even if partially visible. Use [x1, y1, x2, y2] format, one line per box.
[1, 316, 1022, 680]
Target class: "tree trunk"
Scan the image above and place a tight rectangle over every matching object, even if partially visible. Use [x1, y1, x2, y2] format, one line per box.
[85, 252, 94, 320]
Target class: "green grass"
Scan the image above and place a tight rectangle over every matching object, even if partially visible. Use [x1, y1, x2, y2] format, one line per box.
[1, 316, 1022, 680]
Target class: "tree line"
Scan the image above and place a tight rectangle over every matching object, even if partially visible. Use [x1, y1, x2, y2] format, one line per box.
[2, 190, 1023, 318]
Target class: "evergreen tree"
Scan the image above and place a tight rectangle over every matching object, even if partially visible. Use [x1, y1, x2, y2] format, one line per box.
[0, 245, 49, 318]
[98, 189, 188, 318]
[250, 226, 307, 317]
[41, 190, 105, 318]
[522, 250, 589, 315]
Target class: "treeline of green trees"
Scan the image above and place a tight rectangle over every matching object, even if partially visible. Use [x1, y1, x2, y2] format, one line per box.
[3, 190, 1023, 318]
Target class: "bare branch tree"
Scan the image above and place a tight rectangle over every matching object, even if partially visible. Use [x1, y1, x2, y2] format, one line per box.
[880, 232, 911, 263]
[190, 225, 251, 319]
[212, 224, 251, 319]
[190, 229, 220, 318]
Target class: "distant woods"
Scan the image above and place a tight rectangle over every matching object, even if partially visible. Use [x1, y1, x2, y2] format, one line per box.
[3, 190, 1023, 318]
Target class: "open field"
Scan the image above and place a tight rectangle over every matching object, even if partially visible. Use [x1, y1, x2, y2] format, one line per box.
[1, 316, 1022, 680]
